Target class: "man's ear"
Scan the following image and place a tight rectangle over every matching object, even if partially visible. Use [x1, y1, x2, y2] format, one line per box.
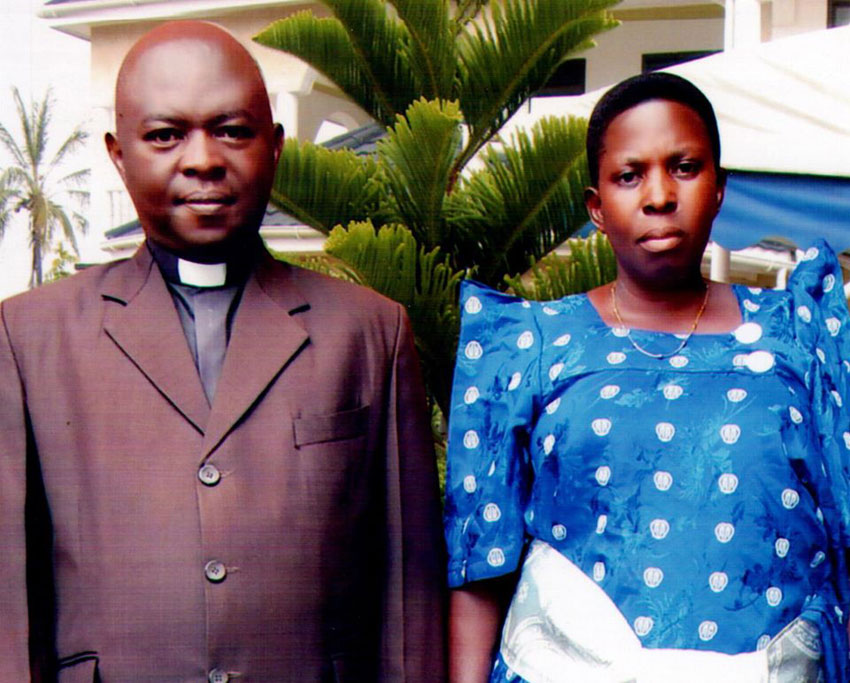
[272, 123, 284, 165]
[105, 132, 127, 183]
[584, 187, 605, 232]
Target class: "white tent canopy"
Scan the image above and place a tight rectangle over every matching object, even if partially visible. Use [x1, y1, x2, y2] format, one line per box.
[504, 25, 850, 178]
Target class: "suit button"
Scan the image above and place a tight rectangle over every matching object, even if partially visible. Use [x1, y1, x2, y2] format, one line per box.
[208, 669, 229, 683]
[204, 560, 227, 583]
[198, 463, 221, 486]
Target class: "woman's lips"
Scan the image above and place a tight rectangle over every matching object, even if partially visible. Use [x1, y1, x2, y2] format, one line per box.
[639, 229, 684, 252]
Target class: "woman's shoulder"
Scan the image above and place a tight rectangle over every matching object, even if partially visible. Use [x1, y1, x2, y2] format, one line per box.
[460, 280, 593, 320]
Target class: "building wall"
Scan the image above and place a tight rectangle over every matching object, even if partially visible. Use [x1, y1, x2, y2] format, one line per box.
[43, 0, 833, 265]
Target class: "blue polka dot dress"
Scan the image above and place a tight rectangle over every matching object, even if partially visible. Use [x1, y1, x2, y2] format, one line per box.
[444, 241, 850, 682]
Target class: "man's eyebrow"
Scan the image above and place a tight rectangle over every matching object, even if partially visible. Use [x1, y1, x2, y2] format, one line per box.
[140, 115, 187, 127]
[209, 110, 257, 124]
[139, 111, 257, 127]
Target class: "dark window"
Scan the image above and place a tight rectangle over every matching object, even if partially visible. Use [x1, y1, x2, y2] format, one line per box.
[538, 59, 586, 96]
[642, 50, 719, 73]
[829, 0, 850, 26]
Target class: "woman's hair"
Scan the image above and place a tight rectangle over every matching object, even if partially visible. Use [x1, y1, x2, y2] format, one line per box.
[586, 72, 721, 187]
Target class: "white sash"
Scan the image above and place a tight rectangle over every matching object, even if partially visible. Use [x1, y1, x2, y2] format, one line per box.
[499, 540, 770, 683]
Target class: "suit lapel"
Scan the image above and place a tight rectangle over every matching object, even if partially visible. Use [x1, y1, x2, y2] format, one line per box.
[201, 253, 310, 459]
[102, 247, 210, 434]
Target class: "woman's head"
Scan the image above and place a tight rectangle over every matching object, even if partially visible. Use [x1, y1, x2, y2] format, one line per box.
[584, 73, 725, 287]
[586, 72, 722, 187]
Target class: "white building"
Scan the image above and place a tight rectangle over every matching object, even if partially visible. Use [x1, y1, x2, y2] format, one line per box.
[38, 0, 850, 282]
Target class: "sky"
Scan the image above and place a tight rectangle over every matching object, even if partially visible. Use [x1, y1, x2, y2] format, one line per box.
[0, 0, 91, 299]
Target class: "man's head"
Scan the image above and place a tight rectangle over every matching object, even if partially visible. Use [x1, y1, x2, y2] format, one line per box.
[105, 21, 283, 261]
[585, 72, 721, 188]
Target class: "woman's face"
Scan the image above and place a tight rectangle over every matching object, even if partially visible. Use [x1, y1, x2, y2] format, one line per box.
[585, 99, 724, 287]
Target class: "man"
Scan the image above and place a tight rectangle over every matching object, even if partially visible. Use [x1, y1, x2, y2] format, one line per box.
[0, 21, 446, 681]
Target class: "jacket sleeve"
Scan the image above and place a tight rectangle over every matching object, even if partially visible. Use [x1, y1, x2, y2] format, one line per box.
[379, 304, 447, 682]
[0, 303, 33, 679]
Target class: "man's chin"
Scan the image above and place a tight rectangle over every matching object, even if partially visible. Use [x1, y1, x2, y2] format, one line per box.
[146, 226, 259, 263]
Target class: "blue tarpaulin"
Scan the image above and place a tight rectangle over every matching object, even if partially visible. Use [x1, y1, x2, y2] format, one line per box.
[714, 171, 850, 251]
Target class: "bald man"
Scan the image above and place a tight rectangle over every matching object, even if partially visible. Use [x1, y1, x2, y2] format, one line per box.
[0, 21, 446, 681]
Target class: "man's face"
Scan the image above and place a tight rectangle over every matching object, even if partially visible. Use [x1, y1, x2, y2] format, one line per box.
[585, 99, 724, 286]
[106, 36, 282, 260]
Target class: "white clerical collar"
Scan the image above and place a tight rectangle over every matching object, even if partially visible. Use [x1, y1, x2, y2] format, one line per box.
[177, 259, 227, 288]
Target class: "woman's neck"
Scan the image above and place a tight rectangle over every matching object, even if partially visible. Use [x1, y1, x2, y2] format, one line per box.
[588, 274, 743, 335]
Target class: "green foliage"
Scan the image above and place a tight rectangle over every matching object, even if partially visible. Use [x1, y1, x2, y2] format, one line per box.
[447, 115, 590, 286]
[378, 99, 463, 245]
[255, 0, 621, 417]
[271, 138, 381, 234]
[456, 0, 619, 172]
[324, 221, 463, 410]
[0, 88, 89, 288]
[43, 241, 78, 283]
[506, 231, 617, 300]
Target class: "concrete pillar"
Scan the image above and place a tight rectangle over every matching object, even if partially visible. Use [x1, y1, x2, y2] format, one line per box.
[710, 242, 732, 283]
[724, 0, 772, 47]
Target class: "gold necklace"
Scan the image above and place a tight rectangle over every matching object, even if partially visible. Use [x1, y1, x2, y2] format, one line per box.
[610, 280, 710, 359]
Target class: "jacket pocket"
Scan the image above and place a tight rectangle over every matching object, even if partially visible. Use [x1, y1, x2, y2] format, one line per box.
[293, 405, 369, 447]
[57, 651, 99, 682]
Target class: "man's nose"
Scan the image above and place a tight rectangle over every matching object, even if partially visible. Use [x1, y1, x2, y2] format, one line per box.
[642, 168, 676, 214]
[180, 132, 225, 179]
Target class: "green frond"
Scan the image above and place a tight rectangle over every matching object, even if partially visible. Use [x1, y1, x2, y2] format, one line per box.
[272, 251, 360, 282]
[385, 0, 456, 98]
[270, 137, 381, 234]
[254, 4, 417, 126]
[0, 122, 27, 170]
[506, 231, 616, 299]
[2, 166, 29, 188]
[447, 115, 590, 286]
[48, 128, 89, 176]
[377, 98, 462, 247]
[65, 189, 90, 208]
[324, 220, 463, 412]
[49, 202, 80, 254]
[453, 0, 488, 30]
[31, 91, 52, 172]
[456, 0, 618, 168]
[70, 209, 88, 236]
[57, 168, 91, 189]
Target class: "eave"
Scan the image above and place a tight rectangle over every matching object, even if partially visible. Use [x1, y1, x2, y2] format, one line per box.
[39, 0, 307, 40]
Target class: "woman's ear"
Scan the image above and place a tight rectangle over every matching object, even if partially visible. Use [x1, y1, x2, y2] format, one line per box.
[715, 168, 727, 212]
[585, 187, 605, 232]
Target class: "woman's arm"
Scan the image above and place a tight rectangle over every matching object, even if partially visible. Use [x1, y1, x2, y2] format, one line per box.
[449, 576, 516, 683]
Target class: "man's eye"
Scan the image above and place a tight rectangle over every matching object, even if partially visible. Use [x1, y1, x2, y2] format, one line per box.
[144, 129, 183, 144]
[617, 171, 639, 185]
[216, 125, 253, 140]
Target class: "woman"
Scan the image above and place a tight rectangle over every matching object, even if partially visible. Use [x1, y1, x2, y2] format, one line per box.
[444, 73, 850, 682]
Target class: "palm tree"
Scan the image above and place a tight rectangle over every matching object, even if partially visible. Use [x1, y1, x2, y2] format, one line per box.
[255, 0, 620, 414]
[0, 88, 89, 288]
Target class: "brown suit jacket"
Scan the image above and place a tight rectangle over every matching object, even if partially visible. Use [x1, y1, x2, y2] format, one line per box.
[0, 245, 446, 681]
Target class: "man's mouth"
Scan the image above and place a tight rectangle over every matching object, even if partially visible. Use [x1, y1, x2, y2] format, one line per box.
[638, 229, 684, 252]
[175, 194, 236, 215]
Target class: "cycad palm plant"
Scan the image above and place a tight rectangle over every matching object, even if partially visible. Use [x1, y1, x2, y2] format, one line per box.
[255, 0, 619, 414]
[0, 88, 89, 288]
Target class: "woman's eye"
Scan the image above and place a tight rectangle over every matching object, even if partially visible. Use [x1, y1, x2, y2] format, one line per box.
[674, 161, 700, 177]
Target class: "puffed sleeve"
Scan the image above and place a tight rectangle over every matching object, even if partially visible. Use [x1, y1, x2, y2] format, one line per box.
[787, 240, 850, 683]
[444, 281, 540, 588]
